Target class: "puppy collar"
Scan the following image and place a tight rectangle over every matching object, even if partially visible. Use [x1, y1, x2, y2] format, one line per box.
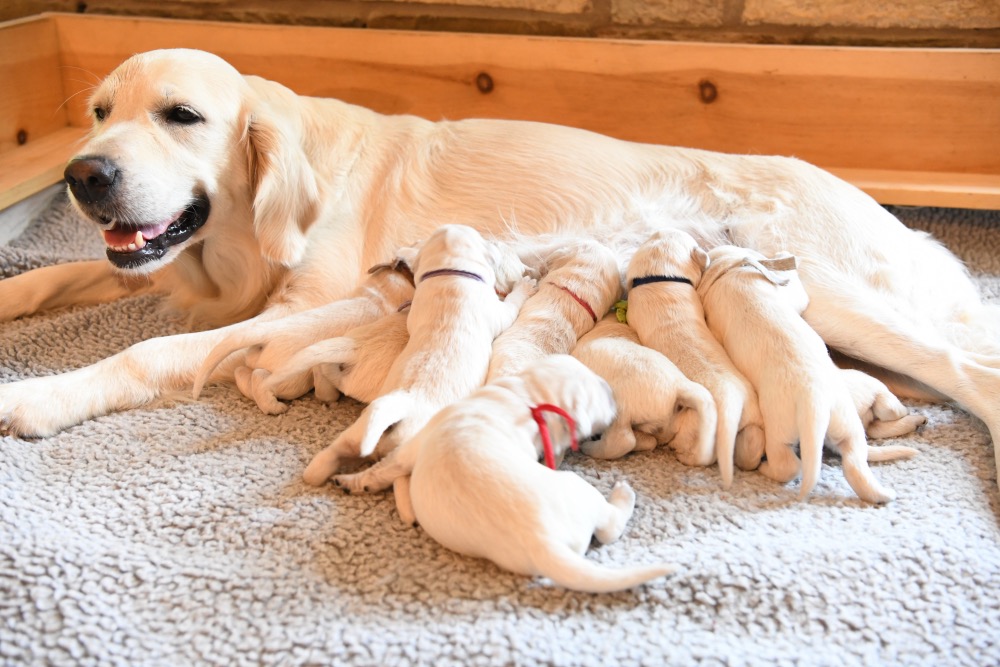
[418, 268, 485, 284]
[530, 403, 578, 470]
[630, 275, 693, 289]
[550, 283, 598, 323]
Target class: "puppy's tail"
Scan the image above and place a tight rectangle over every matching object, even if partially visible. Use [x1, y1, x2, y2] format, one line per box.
[355, 391, 416, 458]
[866, 444, 919, 462]
[796, 394, 830, 500]
[714, 392, 743, 490]
[676, 382, 721, 480]
[534, 543, 678, 594]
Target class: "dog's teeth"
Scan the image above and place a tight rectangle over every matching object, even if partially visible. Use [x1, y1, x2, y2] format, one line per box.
[134, 230, 146, 250]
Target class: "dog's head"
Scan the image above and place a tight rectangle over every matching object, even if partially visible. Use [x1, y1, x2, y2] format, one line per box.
[510, 355, 617, 441]
[410, 224, 534, 294]
[65, 48, 319, 275]
[625, 229, 709, 289]
[699, 245, 807, 311]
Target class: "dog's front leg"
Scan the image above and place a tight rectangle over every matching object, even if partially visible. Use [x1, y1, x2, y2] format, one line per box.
[0, 321, 261, 437]
[0, 260, 162, 322]
[494, 277, 537, 331]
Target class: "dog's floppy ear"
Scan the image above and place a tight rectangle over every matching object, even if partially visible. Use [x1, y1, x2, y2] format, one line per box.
[244, 104, 320, 267]
[742, 255, 795, 286]
[392, 244, 421, 277]
[692, 246, 710, 272]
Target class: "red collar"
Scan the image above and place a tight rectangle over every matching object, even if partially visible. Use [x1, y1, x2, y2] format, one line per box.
[530, 403, 578, 469]
[551, 283, 598, 323]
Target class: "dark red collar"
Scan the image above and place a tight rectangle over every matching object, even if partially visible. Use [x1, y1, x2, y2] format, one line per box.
[530, 403, 578, 469]
[419, 268, 485, 284]
[551, 283, 598, 323]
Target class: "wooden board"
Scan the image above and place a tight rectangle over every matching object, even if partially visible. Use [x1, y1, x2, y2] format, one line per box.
[1, 12, 998, 210]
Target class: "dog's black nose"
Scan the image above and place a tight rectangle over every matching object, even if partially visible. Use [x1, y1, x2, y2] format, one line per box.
[64, 157, 118, 205]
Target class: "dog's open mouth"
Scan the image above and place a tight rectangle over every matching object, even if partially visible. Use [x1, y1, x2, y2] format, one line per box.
[103, 195, 211, 269]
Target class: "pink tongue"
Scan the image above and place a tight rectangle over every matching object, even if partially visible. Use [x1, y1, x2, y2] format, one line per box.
[103, 220, 173, 246]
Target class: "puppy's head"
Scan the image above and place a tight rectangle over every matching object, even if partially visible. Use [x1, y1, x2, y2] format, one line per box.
[514, 355, 617, 440]
[412, 225, 534, 293]
[65, 48, 319, 275]
[626, 229, 709, 289]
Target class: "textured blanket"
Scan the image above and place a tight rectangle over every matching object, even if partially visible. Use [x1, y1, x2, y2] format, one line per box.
[1, 194, 998, 667]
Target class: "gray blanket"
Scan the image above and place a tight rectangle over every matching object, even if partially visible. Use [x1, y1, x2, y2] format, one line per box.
[2, 195, 998, 667]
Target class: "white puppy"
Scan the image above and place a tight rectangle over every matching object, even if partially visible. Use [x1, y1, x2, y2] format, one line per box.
[840, 369, 928, 440]
[223, 309, 411, 414]
[697, 245, 917, 503]
[303, 224, 535, 484]
[332, 354, 677, 593]
[192, 259, 415, 403]
[625, 230, 766, 488]
[572, 314, 719, 469]
[487, 238, 621, 382]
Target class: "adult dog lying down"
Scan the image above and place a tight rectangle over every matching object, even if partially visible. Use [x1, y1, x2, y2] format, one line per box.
[0, 48, 997, 476]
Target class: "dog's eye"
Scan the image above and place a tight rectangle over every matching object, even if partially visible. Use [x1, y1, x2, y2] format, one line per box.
[165, 105, 203, 125]
[93, 107, 106, 122]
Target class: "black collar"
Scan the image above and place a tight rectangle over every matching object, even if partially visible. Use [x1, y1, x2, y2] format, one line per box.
[419, 268, 485, 284]
[630, 274, 693, 289]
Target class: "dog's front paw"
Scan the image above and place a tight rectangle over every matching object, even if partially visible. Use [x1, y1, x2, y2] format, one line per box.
[608, 480, 636, 511]
[507, 276, 538, 302]
[0, 376, 88, 438]
[331, 472, 367, 494]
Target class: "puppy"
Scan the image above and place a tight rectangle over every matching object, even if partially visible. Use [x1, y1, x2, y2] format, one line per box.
[571, 314, 719, 468]
[487, 238, 621, 381]
[219, 309, 411, 414]
[840, 369, 928, 440]
[332, 355, 678, 593]
[625, 230, 766, 488]
[696, 245, 917, 502]
[302, 224, 535, 484]
[192, 259, 415, 403]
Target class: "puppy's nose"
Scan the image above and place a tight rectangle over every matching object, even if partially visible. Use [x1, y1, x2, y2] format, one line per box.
[64, 157, 118, 205]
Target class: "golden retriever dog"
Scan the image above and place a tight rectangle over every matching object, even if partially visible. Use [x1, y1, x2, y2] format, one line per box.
[302, 224, 536, 485]
[696, 245, 918, 502]
[486, 237, 621, 382]
[625, 230, 767, 486]
[0, 47, 998, 480]
[331, 354, 678, 594]
[571, 313, 721, 475]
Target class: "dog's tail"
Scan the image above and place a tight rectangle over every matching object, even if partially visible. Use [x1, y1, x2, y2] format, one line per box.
[713, 389, 744, 490]
[796, 393, 830, 500]
[675, 382, 722, 481]
[866, 444, 919, 462]
[355, 391, 417, 459]
[534, 543, 678, 594]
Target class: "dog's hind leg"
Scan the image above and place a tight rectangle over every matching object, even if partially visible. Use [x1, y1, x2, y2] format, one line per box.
[581, 419, 637, 459]
[805, 287, 1000, 475]
[757, 436, 801, 487]
[592, 480, 637, 545]
[829, 411, 896, 504]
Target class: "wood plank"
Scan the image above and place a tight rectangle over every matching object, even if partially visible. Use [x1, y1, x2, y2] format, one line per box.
[49, 13, 1000, 178]
[0, 126, 87, 210]
[829, 169, 1000, 209]
[0, 15, 70, 156]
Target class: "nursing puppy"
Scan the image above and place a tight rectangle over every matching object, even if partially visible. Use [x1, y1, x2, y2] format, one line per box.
[487, 238, 621, 381]
[192, 259, 414, 403]
[625, 230, 766, 486]
[697, 245, 917, 503]
[303, 225, 535, 484]
[211, 309, 410, 414]
[572, 314, 720, 470]
[840, 369, 928, 440]
[333, 354, 678, 593]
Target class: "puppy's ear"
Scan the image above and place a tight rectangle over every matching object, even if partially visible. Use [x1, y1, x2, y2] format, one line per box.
[244, 106, 320, 267]
[692, 246, 710, 272]
[393, 245, 421, 276]
[742, 258, 792, 286]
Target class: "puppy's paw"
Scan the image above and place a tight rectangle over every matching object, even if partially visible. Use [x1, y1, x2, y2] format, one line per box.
[331, 472, 367, 494]
[608, 480, 636, 511]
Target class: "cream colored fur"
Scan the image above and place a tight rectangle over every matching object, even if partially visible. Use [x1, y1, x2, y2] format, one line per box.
[487, 238, 621, 382]
[697, 245, 917, 502]
[0, 48, 996, 485]
[302, 225, 536, 485]
[331, 355, 678, 593]
[625, 230, 766, 487]
[571, 314, 719, 470]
